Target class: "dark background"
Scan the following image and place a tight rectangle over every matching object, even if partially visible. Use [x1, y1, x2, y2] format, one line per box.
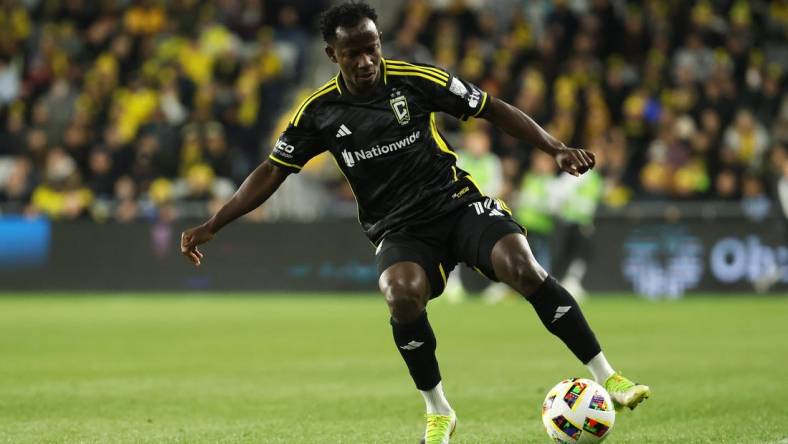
[2, 215, 784, 294]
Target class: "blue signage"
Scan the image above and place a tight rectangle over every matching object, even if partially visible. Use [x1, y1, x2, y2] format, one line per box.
[0, 216, 51, 269]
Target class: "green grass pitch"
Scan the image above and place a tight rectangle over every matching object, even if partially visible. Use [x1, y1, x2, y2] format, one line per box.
[0, 294, 786, 443]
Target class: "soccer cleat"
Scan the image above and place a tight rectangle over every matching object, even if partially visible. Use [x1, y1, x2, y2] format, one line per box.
[604, 372, 650, 411]
[418, 411, 457, 444]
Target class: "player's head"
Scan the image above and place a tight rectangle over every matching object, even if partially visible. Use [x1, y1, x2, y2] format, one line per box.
[320, 1, 382, 95]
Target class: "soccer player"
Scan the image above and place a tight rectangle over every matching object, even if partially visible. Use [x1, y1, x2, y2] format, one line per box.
[180, 3, 650, 442]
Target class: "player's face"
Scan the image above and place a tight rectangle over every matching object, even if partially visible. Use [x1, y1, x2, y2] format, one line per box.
[326, 18, 382, 95]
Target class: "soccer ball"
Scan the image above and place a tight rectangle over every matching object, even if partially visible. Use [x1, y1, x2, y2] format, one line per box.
[541, 378, 615, 443]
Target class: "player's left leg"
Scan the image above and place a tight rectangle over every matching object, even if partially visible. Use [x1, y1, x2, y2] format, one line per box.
[489, 233, 650, 410]
[376, 232, 458, 443]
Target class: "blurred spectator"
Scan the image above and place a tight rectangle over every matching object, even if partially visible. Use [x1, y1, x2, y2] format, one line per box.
[113, 175, 138, 222]
[546, 0, 579, 60]
[30, 147, 93, 219]
[0, 0, 784, 222]
[85, 148, 115, 199]
[515, 150, 557, 270]
[457, 127, 502, 197]
[40, 78, 77, 145]
[445, 125, 505, 301]
[754, 66, 784, 126]
[551, 161, 604, 300]
[778, 155, 788, 221]
[740, 173, 771, 221]
[722, 109, 770, 169]
[386, 28, 433, 63]
[766, 144, 787, 191]
[172, 163, 235, 206]
[715, 168, 741, 201]
[0, 104, 26, 156]
[673, 33, 715, 84]
[0, 157, 35, 213]
[0, 56, 21, 105]
[123, 0, 167, 36]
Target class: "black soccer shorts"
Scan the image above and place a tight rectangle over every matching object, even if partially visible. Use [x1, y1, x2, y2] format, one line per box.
[375, 196, 525, 298]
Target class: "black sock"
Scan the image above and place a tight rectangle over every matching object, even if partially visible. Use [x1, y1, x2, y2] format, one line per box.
[525, 276, 601, 364]
[391, 311, 441, 391]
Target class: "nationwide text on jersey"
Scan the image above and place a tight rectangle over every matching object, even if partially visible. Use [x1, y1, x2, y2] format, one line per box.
[340, 130, 421, 168]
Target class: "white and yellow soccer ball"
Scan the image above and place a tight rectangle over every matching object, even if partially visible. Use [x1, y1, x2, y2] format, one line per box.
[541, 378, 615, 443]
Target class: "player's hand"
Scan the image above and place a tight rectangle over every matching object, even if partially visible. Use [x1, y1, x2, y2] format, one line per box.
[180, 223, 214, 266]
[554, 146, 596, 176]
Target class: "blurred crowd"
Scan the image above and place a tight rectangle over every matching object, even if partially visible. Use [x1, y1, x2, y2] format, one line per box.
[386, 0, 787, 217]
[0, 0, 327, 221]
[0, 0, 786, 224]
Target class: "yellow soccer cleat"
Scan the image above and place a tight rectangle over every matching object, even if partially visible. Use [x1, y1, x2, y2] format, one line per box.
[419, 411, 457, 444]
[604, 372, 651, 411]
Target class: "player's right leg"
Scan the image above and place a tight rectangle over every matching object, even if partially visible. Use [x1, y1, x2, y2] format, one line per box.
[488, 233, 650, 410]
[378, 262, 457, 443]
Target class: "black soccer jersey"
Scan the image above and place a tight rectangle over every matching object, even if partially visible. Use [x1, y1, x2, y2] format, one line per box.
[270, 59, 491, 245]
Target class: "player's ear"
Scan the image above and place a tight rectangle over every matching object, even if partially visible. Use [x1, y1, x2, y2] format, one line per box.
[325, 45, 337, 64]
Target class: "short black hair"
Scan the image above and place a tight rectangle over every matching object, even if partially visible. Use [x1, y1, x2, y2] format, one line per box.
[319, 1, 378, 43]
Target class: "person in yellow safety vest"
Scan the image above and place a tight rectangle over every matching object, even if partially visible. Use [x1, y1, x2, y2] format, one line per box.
[456, 128, 503, 197]
[444, 128, 504, 302]
[476, 150, 559, 304]
[516, 150, 559, 273]
[551, 166, 604, 301]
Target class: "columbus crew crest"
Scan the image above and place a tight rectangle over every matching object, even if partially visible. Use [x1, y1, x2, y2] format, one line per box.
[389, 95, 410, 125]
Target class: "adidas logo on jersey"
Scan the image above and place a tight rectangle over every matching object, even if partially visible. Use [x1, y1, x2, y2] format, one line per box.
[336, 124, 352, 138]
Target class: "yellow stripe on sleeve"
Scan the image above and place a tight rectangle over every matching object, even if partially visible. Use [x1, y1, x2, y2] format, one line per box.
[293, 85, 337, 127]
[387, 70, 448, 86]
[497, 198, 513, 215]
[385, 60, 449, 81]
[472, 91, 489, 117]
[289, 80, 337, 126]
[438, 263, 447, 286]
[465, 174, 483, 193]
[289, 80, 333, 123]
[268, 154, 303, 170]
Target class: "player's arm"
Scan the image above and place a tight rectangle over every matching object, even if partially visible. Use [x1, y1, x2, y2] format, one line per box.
[482, 97, 595, 176]
[181, 88, 327, 266]
[180, 160, 289, 266]
[401, 60, 593, 175]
